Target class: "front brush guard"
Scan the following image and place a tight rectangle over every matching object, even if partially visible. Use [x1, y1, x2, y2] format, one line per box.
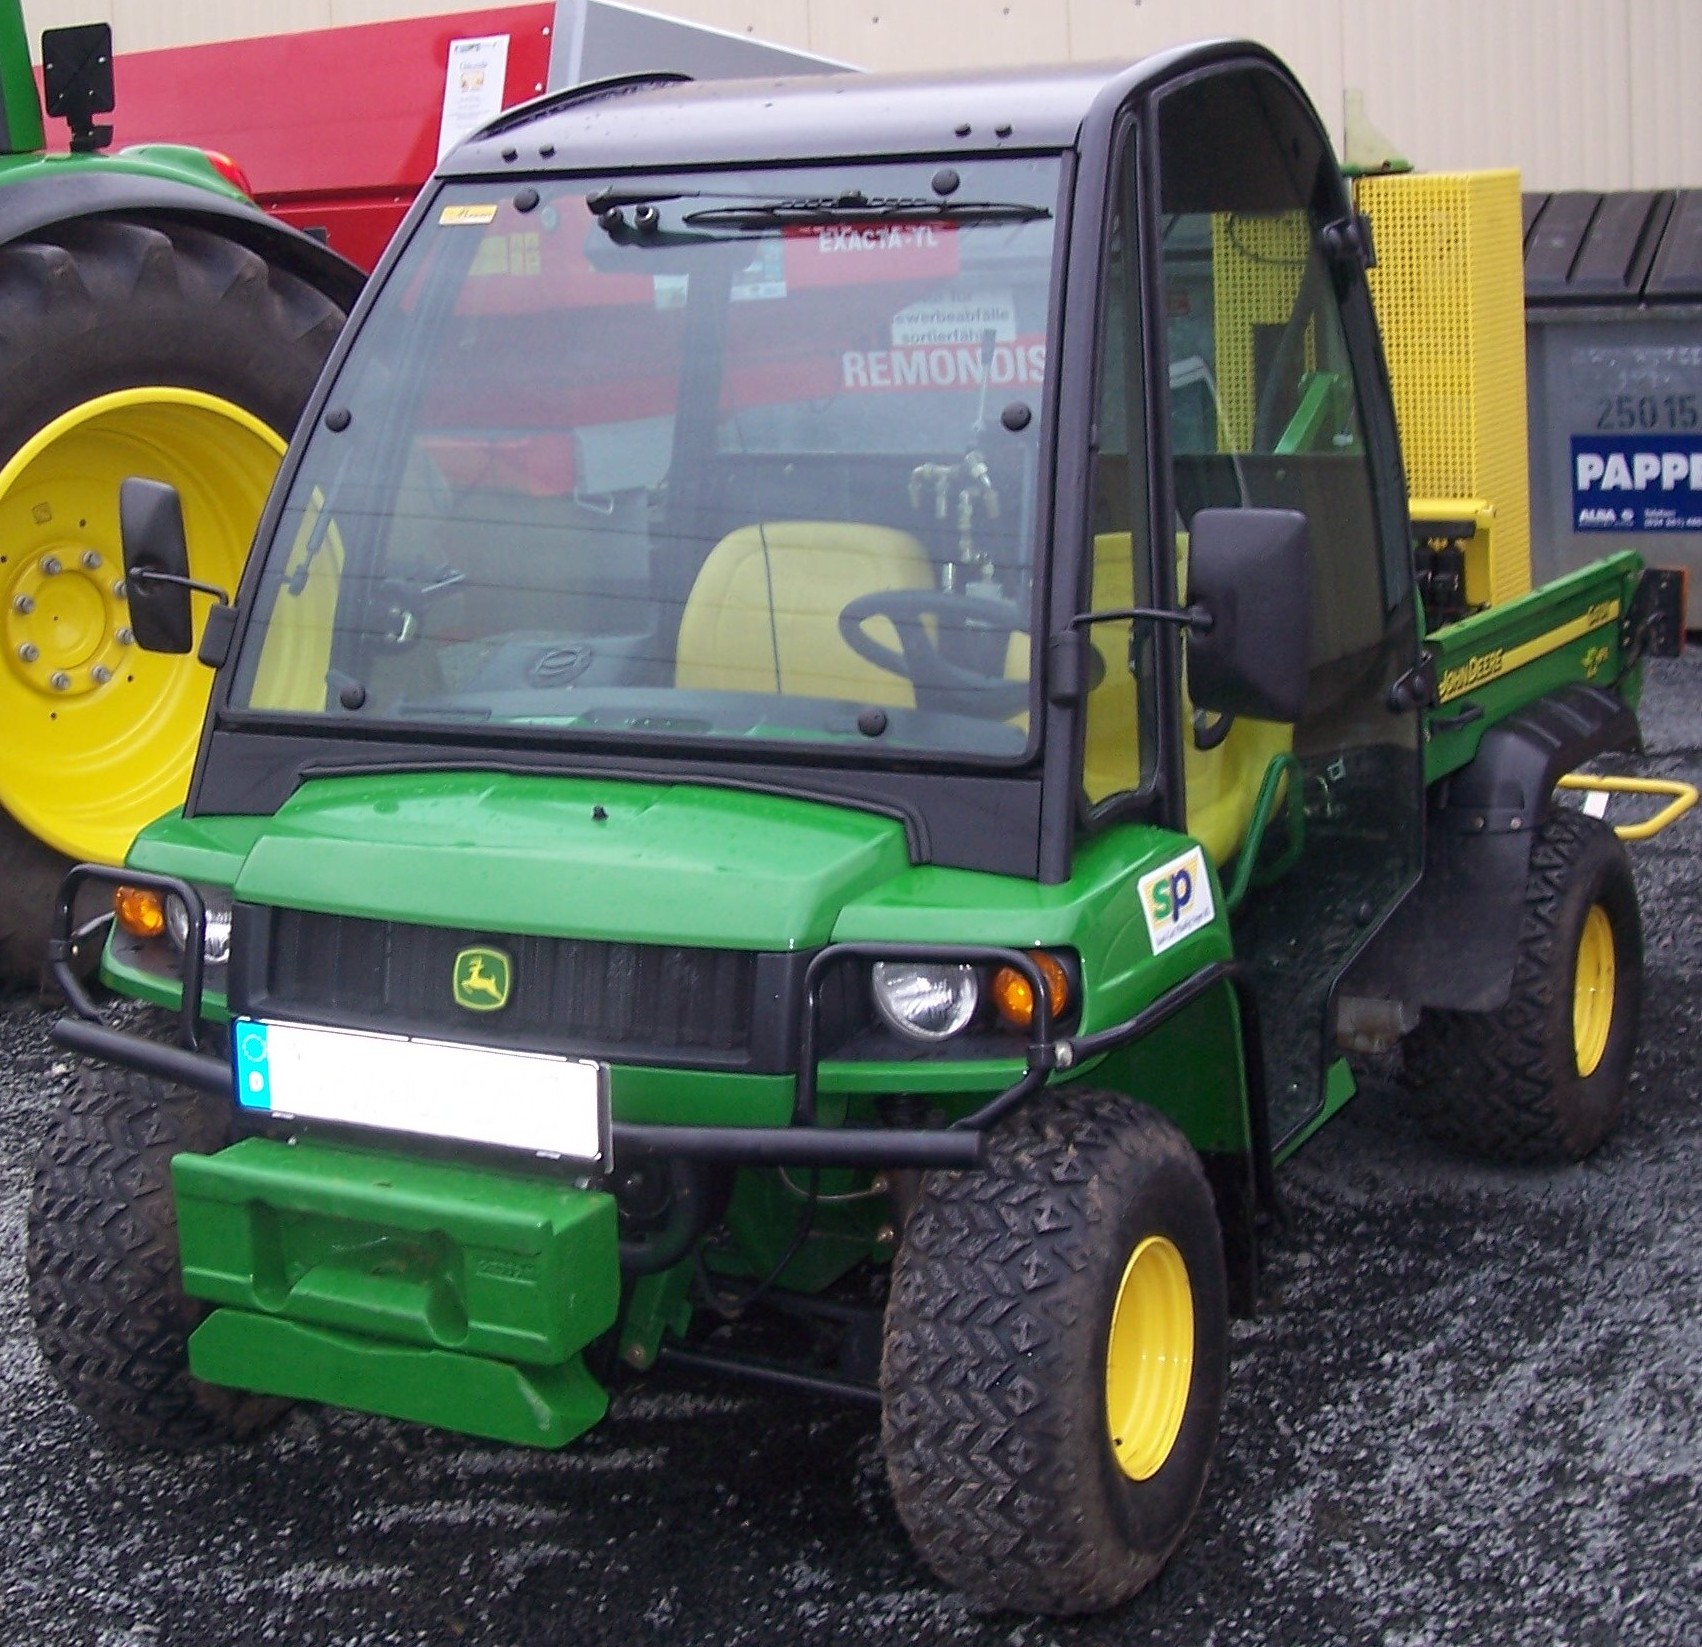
[48, 865, 1268, 1179]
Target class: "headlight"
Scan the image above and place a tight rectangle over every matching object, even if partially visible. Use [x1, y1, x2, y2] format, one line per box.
[871, 961, 979, 1042]
[164, 887, 234, 967]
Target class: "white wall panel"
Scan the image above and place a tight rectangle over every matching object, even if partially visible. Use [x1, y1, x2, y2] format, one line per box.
[1627, 0, 1702, 187]
[629, 0, 813, 54]
[1062, 0, 1346, 141]
[330, 0, 520, 23]
[1342, 0, 1636, 190]
[805, 1, 1071, 72]
[25, 1, 333, 52]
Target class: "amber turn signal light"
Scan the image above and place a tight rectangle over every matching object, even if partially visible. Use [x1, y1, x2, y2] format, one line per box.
[113, 885, 168, 940]
[992, 950, 1071, 1030]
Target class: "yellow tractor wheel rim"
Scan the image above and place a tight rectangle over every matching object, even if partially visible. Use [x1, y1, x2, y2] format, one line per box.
[1105, 1233, 1194, 1482]
[1573, 903, 1617, 1078]
[0, 389, 284, 864]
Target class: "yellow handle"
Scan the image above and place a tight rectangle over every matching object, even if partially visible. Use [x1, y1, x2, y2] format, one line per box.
[1556, 774, 1699, 842]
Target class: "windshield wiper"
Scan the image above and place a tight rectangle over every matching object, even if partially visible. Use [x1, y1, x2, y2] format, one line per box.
[585, 185, 696, 212]
[684, 193, 1050, 229]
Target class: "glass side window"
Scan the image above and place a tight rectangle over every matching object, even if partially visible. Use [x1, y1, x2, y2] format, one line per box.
[229, 159, 1063, 766]
[1082, 167, 1156, 809]
[1153, 65, 1423, 1149]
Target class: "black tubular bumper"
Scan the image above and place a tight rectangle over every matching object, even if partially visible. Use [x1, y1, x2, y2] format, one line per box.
[49, 866, 1268, 1178]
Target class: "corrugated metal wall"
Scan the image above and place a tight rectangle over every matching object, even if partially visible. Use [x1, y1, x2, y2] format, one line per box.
[22, 0, 1702, 188]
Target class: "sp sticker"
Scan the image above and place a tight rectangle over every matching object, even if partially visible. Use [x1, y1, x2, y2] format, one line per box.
[1139, 847, 1215, 954]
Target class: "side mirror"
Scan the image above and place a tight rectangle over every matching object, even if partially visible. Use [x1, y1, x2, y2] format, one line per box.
[120, 478, 194, 654]
[1185, 507, 1312, 724]
[40, 23, 115, 153]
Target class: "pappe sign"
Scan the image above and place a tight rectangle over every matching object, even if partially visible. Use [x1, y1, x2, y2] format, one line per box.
[1571, 434, 1702, 532]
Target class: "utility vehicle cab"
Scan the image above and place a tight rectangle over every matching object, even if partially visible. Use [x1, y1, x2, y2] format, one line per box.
[37, 43, 1649, 1620]
[154, 49, 1421, 1149]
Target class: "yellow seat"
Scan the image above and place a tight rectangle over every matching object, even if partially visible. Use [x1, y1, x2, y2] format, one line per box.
[1086, 532, 1292, 867]
[676, 521, 933, 706]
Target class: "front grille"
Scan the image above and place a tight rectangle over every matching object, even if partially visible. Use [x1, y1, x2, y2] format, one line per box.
[235, 907, 769, 1068]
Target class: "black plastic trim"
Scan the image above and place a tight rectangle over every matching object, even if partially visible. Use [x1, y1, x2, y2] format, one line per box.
[189, 729, 1046, 878]
[1440, 684, 1639, 835]
[227, 902, 808, 1075]
[1346, 685, 1641, 1012]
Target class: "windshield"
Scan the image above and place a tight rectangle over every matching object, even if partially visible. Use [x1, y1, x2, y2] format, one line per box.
[230, 159, 1062, 763]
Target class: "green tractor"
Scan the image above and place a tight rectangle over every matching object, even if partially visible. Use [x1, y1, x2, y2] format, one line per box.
[26, 44, 1682, 1615]
[0, 6, 361, 980]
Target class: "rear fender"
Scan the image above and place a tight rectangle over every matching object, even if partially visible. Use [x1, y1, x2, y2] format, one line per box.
[1345, 684, 1639, 1013]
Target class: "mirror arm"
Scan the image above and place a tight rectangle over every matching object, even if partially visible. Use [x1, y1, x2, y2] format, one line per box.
[129, 567, 231, 607]
[1193, 707, 1236, 751]
[1069, 604, 1214, 634]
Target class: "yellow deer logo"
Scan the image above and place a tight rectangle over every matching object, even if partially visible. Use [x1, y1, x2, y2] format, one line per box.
[453, 946, 512, 1012]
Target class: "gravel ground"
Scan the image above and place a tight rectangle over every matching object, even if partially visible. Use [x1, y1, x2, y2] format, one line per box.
[2, 657, 1700, 1646]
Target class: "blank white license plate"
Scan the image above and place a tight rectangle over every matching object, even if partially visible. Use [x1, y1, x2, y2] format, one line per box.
[233, 1018, 608, 1165]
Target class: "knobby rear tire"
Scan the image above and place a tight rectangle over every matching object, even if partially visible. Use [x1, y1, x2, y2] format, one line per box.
[1403, 807, 1642, 1164]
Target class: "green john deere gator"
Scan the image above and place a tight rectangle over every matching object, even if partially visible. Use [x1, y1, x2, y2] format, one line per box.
[26, 44, 1684, 1616]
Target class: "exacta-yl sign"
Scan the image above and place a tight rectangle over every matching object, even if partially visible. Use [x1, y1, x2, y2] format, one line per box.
[1572, 434, 1702, 532]
[1140, 846, 1215, 954]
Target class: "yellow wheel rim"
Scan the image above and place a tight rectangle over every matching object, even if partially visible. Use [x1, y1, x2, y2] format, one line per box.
[0, 389, 285, 863]
[1572, 903, 1617, 1078]
[1105, 1234, 1194, 1482]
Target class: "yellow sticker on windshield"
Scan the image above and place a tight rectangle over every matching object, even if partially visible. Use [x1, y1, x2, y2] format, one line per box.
[440, 204, 499, 225]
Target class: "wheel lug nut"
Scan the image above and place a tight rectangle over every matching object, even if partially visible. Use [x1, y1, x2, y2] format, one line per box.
[39, 555, 61, 576]
[48, 671, 70, 691]
[115, 627, 134, 646]
[81, 550, 102, 570]
[111, 579, 127, 600]
[17, 642, 39, 663]
[90, 664, 112, 685]
[12, 594, 34, 615]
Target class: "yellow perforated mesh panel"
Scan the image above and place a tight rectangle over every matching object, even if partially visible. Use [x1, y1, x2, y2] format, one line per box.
[1210, 213, 1312, 451]
[1355, 170, 1532, 606]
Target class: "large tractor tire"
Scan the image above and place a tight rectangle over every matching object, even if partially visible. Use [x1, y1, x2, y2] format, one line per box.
[27, 1061, 290, 1448]
[1403, 807, 1643, 1164]
[0, 214, 344, 984]
[881, 1088, 1229, 1615]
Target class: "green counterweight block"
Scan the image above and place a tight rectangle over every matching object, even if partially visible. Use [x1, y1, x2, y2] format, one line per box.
[173, 1137, 619, 1447]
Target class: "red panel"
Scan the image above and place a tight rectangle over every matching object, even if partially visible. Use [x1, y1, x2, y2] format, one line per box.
[79, 7, 555, 269]
[269, 196, 421, 275]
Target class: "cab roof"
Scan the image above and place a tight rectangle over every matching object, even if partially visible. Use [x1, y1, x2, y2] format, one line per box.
[441, 40, 1280, 179]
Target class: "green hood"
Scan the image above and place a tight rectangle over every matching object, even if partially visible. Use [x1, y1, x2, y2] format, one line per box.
[231, 772, 912, 949]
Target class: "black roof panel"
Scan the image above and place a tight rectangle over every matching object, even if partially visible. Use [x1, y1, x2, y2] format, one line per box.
[440, 43, 1273, 177]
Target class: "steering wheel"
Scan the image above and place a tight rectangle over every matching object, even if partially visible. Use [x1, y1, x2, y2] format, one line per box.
[838, 589, 1030, 717]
